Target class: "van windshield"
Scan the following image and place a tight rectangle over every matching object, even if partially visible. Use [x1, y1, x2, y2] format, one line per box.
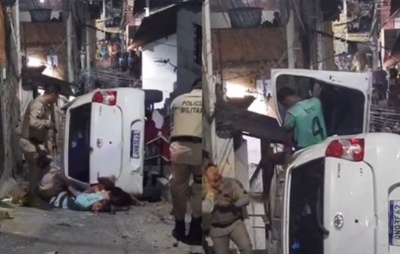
[68, 103, 91, 183]
[289, 158, 325, 254]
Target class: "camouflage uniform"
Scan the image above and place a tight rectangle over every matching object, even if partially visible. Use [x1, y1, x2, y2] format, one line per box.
[205, 178, 253, 254]
[19, 96, 55, 192]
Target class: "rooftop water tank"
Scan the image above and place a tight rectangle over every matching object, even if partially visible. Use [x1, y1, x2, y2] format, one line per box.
[228, 7, 263, 28]
[29, 8, 52, 22]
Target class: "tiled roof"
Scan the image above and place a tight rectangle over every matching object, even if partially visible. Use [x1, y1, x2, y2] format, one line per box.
[21, 22, 66, 46]
[212, 28, 287, 64]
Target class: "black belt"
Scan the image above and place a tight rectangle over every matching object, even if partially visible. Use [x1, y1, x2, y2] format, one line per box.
[30, 138, 45, 145]
[170, 136, 202, 143]
[211, 218, 240, 228]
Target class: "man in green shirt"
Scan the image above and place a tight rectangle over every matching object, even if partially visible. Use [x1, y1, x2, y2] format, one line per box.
[277, 87, 327, 150]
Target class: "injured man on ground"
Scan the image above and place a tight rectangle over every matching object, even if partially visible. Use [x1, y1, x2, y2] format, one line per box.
[34, 164, 144, 213]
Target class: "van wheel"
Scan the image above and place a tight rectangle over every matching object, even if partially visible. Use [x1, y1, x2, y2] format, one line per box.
[143, 186, 161, 202]
[144, 89, 163, 104]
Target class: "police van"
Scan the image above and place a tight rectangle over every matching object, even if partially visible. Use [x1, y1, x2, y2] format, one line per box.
[61, 88, 162, 196]
[265, 69, 400, 254]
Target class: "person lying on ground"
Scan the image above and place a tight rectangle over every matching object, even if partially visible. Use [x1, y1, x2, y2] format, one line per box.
[66, 183, 143, 212]
[49, 189, 112, 213]
[36, 165, 144, 211]
[35, 164, 89, 202]
[97, 176, 146, 207]
[22, 164, 88, 210]
[67, 185, 112, 212]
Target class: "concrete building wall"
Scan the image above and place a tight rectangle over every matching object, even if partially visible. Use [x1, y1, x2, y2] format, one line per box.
[175, 8, 202, 95]
[141, 34, 178, 109]
[395, 16, 400, 29]
[25, 46, 67, 81]
[0, 4, 22, 196]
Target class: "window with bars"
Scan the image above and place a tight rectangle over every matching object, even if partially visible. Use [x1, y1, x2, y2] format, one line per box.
[193, 23, 202, 66]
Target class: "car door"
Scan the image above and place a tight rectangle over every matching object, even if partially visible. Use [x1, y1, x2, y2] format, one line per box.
[270, 69, 372, 133]
[89, 102, 123, 184]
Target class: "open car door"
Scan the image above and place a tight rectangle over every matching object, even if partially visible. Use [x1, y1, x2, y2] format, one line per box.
[270, 69, 372, 135]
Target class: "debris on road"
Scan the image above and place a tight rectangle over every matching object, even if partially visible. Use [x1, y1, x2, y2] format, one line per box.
[55, 222, 72, 228]
[0, 209, 14, 219]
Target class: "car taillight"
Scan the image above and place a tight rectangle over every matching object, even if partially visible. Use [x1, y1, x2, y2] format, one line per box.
[92, 91, 117, 105]
[325, 138, 364, 162]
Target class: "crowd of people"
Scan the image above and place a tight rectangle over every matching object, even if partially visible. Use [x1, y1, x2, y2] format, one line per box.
[370, 67, 400, 134]
[95, 39, 141, 78]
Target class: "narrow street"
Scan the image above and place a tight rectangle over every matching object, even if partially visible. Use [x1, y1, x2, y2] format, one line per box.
[0, 201, 190, 254]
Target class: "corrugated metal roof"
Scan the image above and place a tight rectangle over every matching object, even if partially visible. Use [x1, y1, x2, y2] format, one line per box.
[133, 0, 178, 16]
[21, 22, 66, 46]
[211, 0, 279, 12]
[22, 67, 75, 96]
[131, 5, 177, 48]
[131, 2, 201, 48]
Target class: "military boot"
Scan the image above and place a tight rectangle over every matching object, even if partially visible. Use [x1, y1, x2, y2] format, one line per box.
[172, 219, 186, 242]
[186, 216, 202, 246]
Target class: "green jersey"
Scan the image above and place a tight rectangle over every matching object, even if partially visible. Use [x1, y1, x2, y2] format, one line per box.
[283, 97, 327, 149]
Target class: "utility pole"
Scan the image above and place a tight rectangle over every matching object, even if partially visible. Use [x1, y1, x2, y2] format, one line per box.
[371, 1, 380, 70]
[317, 11, 325, 70]
[15, 0, 22, 107]
[202, 0, 216, 164]
[66, 0, 75, 83]
[86, 2, 92, 91]
[145, 0, 150, 17]
[120, 1, 126, 54]
[286, 0, 296, 68]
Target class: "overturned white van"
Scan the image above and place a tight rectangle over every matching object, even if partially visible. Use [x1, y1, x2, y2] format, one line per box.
[61, 88, 162, 196]
[265, 69, 381, 254]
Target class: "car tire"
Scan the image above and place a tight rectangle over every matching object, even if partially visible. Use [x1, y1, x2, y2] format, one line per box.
[144, 89, 163, 104]
[143, 186, 162, 202]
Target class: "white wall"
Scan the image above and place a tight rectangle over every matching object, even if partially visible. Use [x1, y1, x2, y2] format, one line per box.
[395, 17, 400, 29]
[175, 8, 202, 98]
[19, 11, 61, 22]
[211, 10, 278, 29]
[142, 34, 178, 109]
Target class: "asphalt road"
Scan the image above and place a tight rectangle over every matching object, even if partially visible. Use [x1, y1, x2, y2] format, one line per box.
[0, 202, 192, 254]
